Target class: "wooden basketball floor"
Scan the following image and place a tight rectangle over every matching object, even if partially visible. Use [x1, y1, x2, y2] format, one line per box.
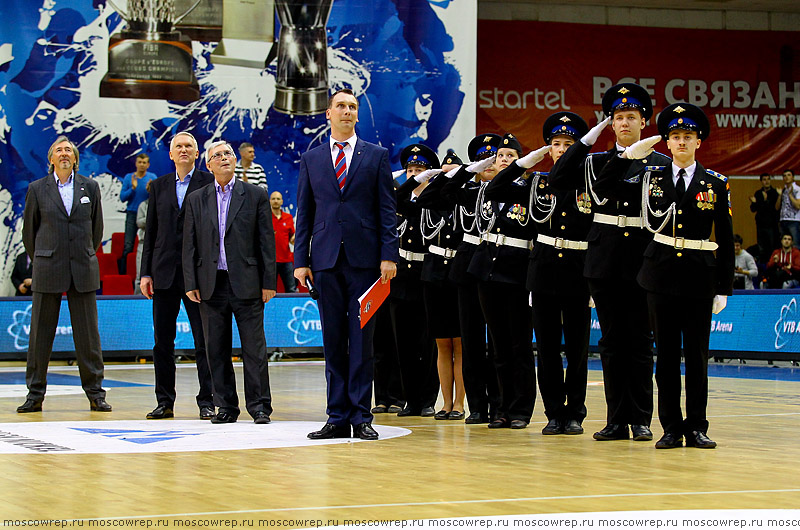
[1, 358, 799, 524]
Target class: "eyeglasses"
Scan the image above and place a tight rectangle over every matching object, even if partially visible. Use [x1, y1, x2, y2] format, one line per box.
[209, 150, 235, 161]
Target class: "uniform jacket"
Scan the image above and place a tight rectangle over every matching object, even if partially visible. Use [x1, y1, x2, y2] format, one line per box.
[392, 176, 426, 301]
[550, 141, 671, 281]
[182, 180, 276, 300]
[294, 139, 398, 272]
[416, 172, 463, 284]
[22, 173, 103, 293]
[440, 167, 484, 285]
[141, 169, 214, 290]
[634, 162, 734, 298]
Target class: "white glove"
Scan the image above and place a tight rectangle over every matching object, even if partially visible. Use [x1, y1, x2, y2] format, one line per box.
[622, 135, 661, 160]
[413, 168, 442, 183]
[581, 116, 611, 146]
[392, 169, 406, 179]
[445, 165, 461, 178]
[516, 145, 551, 169]
[712, 295, 727, 314]
[466, 155, 496, 174]
[588, 296, 595, 309]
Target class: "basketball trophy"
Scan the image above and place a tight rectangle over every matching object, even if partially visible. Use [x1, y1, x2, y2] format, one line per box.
[174, 0, 223, 42]
[100, 0, 203, 101]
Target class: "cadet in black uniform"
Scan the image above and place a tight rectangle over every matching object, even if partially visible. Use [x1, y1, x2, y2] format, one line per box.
[392, 144, 440, 417]
[471, 133, 538, 429]
[622, 103, 733, 449]
[487, 112, 593, 435]
[438, 136, 502, 424]
[549, 83, 671, 442]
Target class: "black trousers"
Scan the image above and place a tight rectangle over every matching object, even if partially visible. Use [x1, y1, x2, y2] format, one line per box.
[372, 303, 404, 407]
[199, 271, 272, 418]
[531, 291, 590, 423]
[649, 292, 713, 435]
[478, 281, 536, 422]
[589, 277, 654, 426]
[26, 284, 105, 402]
[389, 295, 436, 411]
[458, 282, 499, 418]
[152, 270, 213, 409]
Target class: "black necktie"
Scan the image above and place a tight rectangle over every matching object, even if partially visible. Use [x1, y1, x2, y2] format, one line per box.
[676, 168, 686, 200]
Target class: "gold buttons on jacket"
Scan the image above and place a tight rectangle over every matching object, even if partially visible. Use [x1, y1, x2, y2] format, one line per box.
[558, 253, 563, 258]
[623, 231, 629, 237]
[677, 209, 683, 215]
[561, 225, 566, 230]
[677, 252, 683, 257]
[677, 224, 683, 229]
[562, 212, 567, 217]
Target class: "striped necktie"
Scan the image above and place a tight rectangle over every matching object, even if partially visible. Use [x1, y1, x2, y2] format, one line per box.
[334, 142, 347, 189]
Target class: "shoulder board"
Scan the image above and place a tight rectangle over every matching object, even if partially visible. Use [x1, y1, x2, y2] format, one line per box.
[706, 169, 727, 182]
[645, 166, 665, 171]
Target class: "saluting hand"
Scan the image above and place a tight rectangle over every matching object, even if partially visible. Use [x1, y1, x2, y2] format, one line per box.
[623, 135, 661, 160]
[581, 116, 611, 146]
[516, 145, 551, 169]
[466, 155, 496, 175]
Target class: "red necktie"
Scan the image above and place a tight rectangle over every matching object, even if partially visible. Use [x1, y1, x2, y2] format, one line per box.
[334, 142, 347, 189]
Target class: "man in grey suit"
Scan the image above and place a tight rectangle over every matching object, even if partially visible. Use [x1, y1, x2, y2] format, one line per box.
[17, 136, 110, 413]
[183, 140, 277, 424]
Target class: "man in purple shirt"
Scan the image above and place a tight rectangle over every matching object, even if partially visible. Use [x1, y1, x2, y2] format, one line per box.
[183, 140, 277, 424]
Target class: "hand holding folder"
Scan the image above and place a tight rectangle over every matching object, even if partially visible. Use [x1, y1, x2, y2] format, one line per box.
[357, 277, 391, 328]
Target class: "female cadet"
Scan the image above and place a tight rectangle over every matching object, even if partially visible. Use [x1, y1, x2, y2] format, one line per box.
[485, 113, 593, 435]
[469, 133, 538, 429]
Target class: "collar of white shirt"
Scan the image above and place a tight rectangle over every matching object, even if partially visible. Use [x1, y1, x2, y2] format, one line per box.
[330, 134, 357, 153]
[672, 161, 697, 183]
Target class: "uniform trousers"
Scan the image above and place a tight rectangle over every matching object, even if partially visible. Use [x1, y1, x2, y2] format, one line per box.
[26, 284, 105, 402]
[372, 303, 404, 407]
[458, 282, 499, 419]
[530, 291, 590, 423]
[478, 281, 536, 422]
[152, 270, 213, 409]
[588, 277, 654, 426]
[389, 296, 436, 411]
[199, 271, 272, 418]
[648, 292, 713, 435]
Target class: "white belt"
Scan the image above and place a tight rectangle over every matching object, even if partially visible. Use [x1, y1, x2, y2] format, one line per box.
[429, 245, 457, 258]
[536, 234, 588, 251]
[594, 213, 644, 228]
[462, 233, 481, 246]
[399, 248, 426, 261]
[481, 232, 532, 250]
[653, 233, 718, 251]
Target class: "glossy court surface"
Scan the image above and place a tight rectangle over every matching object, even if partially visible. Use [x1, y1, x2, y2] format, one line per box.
[0, 359, 798, 524]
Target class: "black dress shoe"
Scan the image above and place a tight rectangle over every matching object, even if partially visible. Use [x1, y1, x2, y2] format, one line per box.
[510, 419, 528, 429]
[16, 399, 42, 413]
[210, 411, 238, 424]
[420, 406, 435, 417]
[488, 418, 510, 429]
[199, 406, 215, 420]
[685, 430, 716, 449]
[146, 405, 174, 419]
[253, 411, 271, 424]
[542, 418, 563, 435]
[631, 424, 653, 441]
[593, 423, 629, 440]
[353, 422, 379, 440]
[308, 423, 351, 439]
[387, 404, 403, 414]
[655, 432, 683, 449]
[563, 419, 584, 435]
[90, 398, 112, 412]
[397, 407, 421, 417]
[465, 412, 489, 424]
[448, 410, 465, 420]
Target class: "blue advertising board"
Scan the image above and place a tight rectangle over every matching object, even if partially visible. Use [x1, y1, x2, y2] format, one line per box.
[0, 291, 797, 359]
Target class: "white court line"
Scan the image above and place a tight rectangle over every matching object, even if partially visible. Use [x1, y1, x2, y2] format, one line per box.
[0, 361, 325, 373]
[57, 488, 800, 521]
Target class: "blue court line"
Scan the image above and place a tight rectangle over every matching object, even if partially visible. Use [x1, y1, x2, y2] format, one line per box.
[0, 372, 150, 387]
[586, 358, 800, 382]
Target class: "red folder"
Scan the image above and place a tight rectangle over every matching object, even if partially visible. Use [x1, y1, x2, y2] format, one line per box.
[358, 278, 391, 328]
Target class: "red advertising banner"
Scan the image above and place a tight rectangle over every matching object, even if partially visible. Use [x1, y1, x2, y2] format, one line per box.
[477, 20, 800, 175]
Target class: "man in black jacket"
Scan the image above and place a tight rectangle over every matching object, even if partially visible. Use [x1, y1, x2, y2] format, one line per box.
[749, 173, 780, 262]
[140, 131, 215, 420]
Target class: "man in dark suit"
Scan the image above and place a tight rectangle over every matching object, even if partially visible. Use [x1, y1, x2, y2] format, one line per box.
[140, 131, 215, 420]
[294, 88, 398, 441]
[17, 136, 110, 413]
[183, 140, 276, 425]
[550, 83, 670, 442]
[10, 252, 33, 296]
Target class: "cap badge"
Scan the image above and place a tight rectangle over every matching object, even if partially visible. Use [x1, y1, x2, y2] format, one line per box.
[674, 106, 686, 113]
[483, 136, 492, 142]
[559, 116, 571, 122]
[618, 87, 630, 94]
[411, 146, 420, 152]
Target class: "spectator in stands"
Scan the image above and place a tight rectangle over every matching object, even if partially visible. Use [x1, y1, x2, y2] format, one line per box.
[119, 154, 156, 273]
[234, 142, 268, 191]
[733, 234, 758, 290]
[134, 180, 152, 295]
[10, 251, 33, 296]
[749, 173, 780, 262]
[766, 233, 800, 289]
[777, 169, 800, 249]
[270, 191, 297, 292]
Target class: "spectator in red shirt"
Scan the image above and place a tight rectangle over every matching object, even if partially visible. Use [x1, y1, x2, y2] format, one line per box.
[271, 191, 297, 292]
[766, 233, 800, 289]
